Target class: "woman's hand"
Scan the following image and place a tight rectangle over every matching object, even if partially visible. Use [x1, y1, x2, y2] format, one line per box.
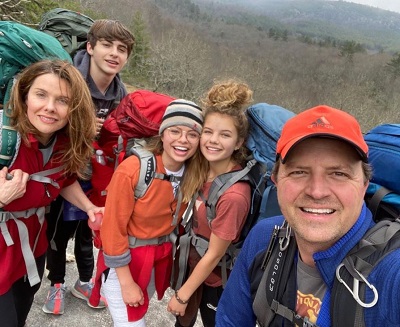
[121, 279, 145, 308]
[167, 292, 188, 317]
[86, 206, 104, 223]
[0, 167, 29, 206]
[96, 117, 105, 135]
[115, 266, 145, 308]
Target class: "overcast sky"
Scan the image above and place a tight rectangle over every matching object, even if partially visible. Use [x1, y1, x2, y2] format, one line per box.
[341, 0, 400, 13]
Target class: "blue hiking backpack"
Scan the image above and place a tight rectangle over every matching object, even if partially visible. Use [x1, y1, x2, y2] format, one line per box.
[0, 21, 72, 168]
[172, 103, 296, 289]
[364, 124, 400, 221]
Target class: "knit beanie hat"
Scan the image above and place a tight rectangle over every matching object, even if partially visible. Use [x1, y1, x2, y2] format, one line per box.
[159, 99, 203, 135]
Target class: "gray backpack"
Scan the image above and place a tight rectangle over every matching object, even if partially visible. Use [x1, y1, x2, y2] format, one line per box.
[38, 8, 94, 57]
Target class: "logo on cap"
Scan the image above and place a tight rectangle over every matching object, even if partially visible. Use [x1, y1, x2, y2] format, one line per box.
[308, 116, 333, 129]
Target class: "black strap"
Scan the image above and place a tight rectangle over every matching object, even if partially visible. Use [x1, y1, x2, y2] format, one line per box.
[368, 185, 392, 220]
[253, 222, 311, 327]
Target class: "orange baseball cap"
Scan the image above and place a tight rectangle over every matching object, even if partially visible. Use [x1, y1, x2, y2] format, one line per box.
[276, 105, 368, 163]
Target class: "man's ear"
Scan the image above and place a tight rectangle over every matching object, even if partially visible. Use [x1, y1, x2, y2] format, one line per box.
[271, 173, 277, 185]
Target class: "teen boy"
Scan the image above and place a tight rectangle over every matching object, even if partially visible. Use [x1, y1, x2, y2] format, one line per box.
[43, 19, 135, 315]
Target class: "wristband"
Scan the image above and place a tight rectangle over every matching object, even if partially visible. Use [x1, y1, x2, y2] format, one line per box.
[175, 290, 188, 305]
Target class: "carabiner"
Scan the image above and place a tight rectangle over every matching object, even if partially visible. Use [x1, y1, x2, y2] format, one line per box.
[279, 225, 292, 251]
[335, 263, 379, 308]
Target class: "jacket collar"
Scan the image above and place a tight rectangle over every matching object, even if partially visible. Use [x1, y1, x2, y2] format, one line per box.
[313, 203, 374, 287]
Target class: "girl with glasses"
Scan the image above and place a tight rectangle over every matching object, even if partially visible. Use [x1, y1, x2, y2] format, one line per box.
[99, 99, 204, 327]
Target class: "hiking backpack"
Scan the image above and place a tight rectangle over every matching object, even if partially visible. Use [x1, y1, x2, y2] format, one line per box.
[364, 124, 400, 221]
[0, 21, 72, 169]
[90, 89, 176, 208]
[38, 8, 94, 57]
[173, 103, 296, 289]
[252, 123, 400, 327]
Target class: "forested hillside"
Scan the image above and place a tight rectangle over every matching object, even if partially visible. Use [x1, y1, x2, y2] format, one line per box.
[1, 0, 400, 130]
[194, 0, 400, 53]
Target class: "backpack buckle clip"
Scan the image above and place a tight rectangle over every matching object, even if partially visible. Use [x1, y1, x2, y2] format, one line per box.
[336, 263, 379, 308]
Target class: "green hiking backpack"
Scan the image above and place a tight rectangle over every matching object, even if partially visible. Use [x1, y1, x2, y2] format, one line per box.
[0, 21, 72, 169]
[38, 8, 94, 57]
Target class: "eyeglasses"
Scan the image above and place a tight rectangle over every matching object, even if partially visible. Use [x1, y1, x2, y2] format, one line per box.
[166, 127, 200, 142]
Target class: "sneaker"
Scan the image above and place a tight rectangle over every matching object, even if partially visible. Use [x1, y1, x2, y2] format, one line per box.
[42, 283, 66, 315]
[70, 279, 107, 309]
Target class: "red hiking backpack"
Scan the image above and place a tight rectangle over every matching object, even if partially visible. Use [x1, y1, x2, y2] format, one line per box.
[90, 89, 175, 209]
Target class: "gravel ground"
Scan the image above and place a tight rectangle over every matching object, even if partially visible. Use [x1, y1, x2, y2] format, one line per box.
[26, 240, 203, 327]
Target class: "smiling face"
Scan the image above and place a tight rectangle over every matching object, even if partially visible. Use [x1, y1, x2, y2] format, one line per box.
[161, 125, 200, 171]
[273, 138, 368, 253]
[25, 73, 71, 145]
[87, 39, 129, 77]
[200, 112, 243, 166]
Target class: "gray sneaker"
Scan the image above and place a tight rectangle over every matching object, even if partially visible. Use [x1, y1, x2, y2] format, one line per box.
[42, 283, 66, 315]
[71, 279, 107, 309]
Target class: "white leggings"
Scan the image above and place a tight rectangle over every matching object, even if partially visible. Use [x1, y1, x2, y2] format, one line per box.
[102, 268, 156, 327]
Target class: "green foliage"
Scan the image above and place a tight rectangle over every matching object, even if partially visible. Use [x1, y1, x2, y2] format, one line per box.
[0, 0, 56, 25]
[386, 53, 400, 78]
[154, 0, 204, 21]
[122, 11, 152, 86]
[194, 0, 400, 52]
[0, 0, 105, 26]
[7, 0, 399, 128]
[339, 40, 365, 62]
[48, 0, 104, 20]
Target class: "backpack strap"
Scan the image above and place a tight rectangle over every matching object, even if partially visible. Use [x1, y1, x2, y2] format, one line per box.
[252, 221, 314, 327]
[0, 206, 47, 286]
[29, 166, 64, 188]
[206, 159, 257, 223]
[176, 159, 260, 288]
[170, 192, 197, 290]
[367, 185, 396, 221]
[332, 218, 400, 327]
[0, 79, 20, 168]
[124, 141, 172, 199]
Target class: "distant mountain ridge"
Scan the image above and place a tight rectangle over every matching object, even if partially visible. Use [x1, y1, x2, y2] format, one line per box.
[188, 0, 400, 52]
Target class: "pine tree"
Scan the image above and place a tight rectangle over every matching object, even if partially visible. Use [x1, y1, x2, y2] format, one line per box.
[123, 11, 151, 87]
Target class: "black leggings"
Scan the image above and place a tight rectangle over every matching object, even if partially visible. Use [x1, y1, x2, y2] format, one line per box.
[175, 284, 223, 327]
[45, 195, 94, 284]
[0, 254, 46, 327]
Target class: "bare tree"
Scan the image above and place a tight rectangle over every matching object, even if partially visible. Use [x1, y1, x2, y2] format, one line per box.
[146, 29, 213, 100]
[0, 0, 53, 25]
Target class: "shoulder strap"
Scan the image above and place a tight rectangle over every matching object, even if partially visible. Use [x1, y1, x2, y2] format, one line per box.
[331, 218, 400, 327]
[206, 159, 257, 222]
[368, 185, 392, 219]
[252, 222, 313, 327]
[124, 139, 180, 199]
[127, 145, 160, 199]
[0, 79, 20, 168]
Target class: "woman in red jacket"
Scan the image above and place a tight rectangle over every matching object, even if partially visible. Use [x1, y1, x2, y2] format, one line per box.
[0, 59, 102, 327]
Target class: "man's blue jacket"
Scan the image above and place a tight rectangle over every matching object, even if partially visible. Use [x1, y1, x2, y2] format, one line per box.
[216, 203, 400, 327]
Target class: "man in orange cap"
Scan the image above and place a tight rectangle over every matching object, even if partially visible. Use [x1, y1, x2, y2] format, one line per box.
[215, 105, 400, 327]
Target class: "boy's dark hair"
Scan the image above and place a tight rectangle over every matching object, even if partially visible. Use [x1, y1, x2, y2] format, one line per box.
[87, 19, 135, 57]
